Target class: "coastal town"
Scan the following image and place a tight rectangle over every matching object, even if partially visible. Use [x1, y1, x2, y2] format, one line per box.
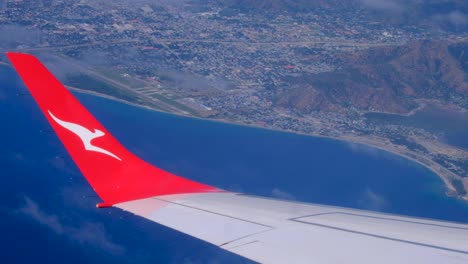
[0, 0, 467, 199]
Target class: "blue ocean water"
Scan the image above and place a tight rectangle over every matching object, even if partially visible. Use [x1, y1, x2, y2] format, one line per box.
[1, 64, 467, 263]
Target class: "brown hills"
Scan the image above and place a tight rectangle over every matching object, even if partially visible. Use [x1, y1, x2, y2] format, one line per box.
[276, 41, 468, 114]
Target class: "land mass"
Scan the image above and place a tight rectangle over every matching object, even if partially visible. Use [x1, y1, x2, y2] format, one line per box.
[1, 0, 467, 199]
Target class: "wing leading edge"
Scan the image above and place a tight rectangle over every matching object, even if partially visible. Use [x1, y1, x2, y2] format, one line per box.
[8, 52, 468, 263]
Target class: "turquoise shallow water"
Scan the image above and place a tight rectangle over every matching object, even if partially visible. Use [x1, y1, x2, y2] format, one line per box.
[1, 65, 467, 263]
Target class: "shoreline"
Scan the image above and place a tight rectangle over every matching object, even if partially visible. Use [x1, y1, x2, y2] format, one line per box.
[70, 87, 468, 201]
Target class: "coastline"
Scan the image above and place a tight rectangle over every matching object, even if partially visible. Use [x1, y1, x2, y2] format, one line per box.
[364, 100, 427, 117]
[69, 87, 468, 202]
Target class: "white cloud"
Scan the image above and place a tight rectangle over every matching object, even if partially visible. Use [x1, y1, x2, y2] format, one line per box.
[17, 196, 125, 255]
[358, 0, 403, 12]
[47, 155, 80, 176]
[346, 141, 383, 157]
[59, 184, 99, 210]
[271, 188, 296, 200]
[0, 25, 41, 49]
[447, 11, 468, 25]
[18, 196, 64, 234]
[71, 221, 125, 255]
[0, 87, 5, 101]
[14, 153, 25, 161]
[357, 189, 389, 211]
[432, 11, 468, 29]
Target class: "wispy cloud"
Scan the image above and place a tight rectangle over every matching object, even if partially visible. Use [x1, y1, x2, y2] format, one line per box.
[47, 155, 80, 176]
[71, 222, 125, 255]
[13, 152, 25, 161]
[447, 11, 468, 25]
[434, 11, 468, 26]
[346, 141, 383, 157]
[35, 52, 83, 80]
[159, 69, 232, 93]
[357, 189, 389, 211]
[0, 25, 41, 50]
[0, 87, 6, 101]
[17, 196, 125, 255]
[59, 184, 99, 210]
[18, 196, 65, 233]
[271, 188, 296, 200]
[358, 0, 403, 12]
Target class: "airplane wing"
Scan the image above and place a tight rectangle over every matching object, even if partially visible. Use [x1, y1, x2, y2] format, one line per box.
[7, 52, 468, 264]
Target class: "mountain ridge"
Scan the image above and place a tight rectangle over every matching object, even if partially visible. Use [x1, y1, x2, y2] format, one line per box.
[275, 40, 468, 114]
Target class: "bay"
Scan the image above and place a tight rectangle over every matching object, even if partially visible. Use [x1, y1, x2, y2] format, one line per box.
[366, 105, 468, 150]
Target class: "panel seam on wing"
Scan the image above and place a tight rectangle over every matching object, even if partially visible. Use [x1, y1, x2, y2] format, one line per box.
[290, 218, 468, 255]
[219, 229, 274, 248]
[152, 196, 275, 229]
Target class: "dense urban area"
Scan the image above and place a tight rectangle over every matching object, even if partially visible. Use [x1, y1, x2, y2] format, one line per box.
[0, 0, 467, 199]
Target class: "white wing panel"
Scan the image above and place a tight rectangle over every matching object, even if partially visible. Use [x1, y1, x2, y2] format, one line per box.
[295, 213, 468, 253]
[117, 194, 272, 246]
[226, 221, 464, 264]
[116, 192, 468, 264]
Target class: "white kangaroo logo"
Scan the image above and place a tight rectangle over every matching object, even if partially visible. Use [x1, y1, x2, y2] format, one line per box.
[48, 110, 121, 161]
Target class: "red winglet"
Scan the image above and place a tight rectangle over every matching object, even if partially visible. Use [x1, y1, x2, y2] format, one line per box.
[7, 52, 219, 206]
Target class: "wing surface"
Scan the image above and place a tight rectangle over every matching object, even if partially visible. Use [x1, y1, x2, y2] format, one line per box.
[117, 193, 468, 263]
[7, 52, 468, 263]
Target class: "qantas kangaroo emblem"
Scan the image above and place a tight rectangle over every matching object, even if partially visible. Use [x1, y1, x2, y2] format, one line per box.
[48, 111, 121, 161]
